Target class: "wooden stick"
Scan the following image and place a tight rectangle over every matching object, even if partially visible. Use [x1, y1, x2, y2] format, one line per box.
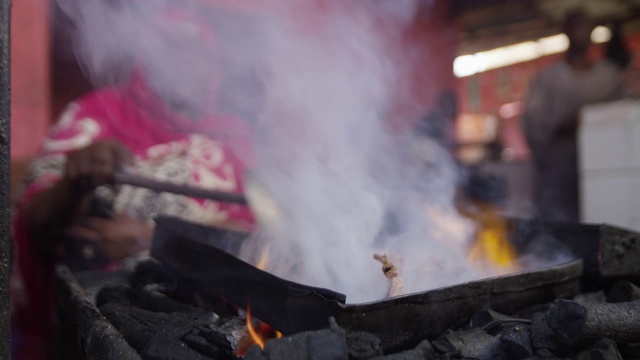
[113, 173, 248, 205]
[373, 254, 404, 298]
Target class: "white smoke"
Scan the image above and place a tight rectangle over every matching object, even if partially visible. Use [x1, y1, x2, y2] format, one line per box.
[241, 2, 484, 303]
[58, 0, 525, 303]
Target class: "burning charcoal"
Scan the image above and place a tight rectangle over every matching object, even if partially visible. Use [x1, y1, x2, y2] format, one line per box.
[198, 325, 233, 349]
[606, 280, 640, 303]
[370, 340, 437, 360]
[218, 318, 247, 346]
[546, 299, 640, 344]
[244, 323, 348, 360]
[573, 291, 606, 304]
[531, 313, 574, 358]
[501, 324, 533, 359]
[433, 328, 502, 360]
[346, 331, 383, 359]
[575, 339, 622, 360]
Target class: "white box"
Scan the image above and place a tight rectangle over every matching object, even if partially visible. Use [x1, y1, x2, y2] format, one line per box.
[580, 169, 638, 230]
[579, 100, 640, 231]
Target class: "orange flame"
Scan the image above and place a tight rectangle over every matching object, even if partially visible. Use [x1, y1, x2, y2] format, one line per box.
[238, 305, 282, 357]
[256, 245, 270, 271]
[246, 306, 265, 350]
[467, 204, 519, 274]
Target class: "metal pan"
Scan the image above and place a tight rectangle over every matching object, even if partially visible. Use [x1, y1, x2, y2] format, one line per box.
[149, 216, 583, 352]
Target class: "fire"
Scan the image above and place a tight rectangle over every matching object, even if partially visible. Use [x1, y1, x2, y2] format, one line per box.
[256, 245, 270, 271]
[246, 306, 265, 350]
[236, 305, 283, 356]
[236, 246, 281, 355]
[466, 204, 519, 274]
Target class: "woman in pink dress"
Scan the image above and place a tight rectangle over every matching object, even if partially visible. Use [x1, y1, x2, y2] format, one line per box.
[11, 9, 256, 359]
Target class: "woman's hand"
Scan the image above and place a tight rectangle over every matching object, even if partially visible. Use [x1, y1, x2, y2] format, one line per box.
[25, 140, 134, 243]
[65, 213, 154, 261]
[64, 139, 133, 191]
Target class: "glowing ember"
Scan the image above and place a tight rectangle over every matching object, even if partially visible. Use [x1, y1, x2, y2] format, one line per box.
[467, 204, 519, 274]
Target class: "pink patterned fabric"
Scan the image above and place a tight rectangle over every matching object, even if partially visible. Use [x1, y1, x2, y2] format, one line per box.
[11, 72, 256, 359]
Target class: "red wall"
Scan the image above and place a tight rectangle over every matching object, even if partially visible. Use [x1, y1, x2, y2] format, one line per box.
[10, 0, 51, 160]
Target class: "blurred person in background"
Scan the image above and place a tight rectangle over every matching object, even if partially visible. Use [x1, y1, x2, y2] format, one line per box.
[520, 10, 633, 222]
[11, 9, 256, 359]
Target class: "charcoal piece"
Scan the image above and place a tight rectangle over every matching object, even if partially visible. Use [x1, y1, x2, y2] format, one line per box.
[216, 317, 247, 347]
[96, 285, 137, 307]
[501, 324, 533, 359]
[606, 280, 640, 303]
[549, 300, 640, 344]
[198, 326, 233, 348]
[575, 339, 622, 360]
[370, 340, 437, 360]
[546, 300, 587, 345]
[99, 302, 226, 359]
[244, 324, 348, 360]
[435, 328, 502, 359]
[307, 327, 349, 360]
[516, 303, 551, 320]
[472, 308, 530, 336]
[573, 291, 606, 304]
[181, 333, 235, 360]
[143, 315, 207, 360]
[620, 343, 640, 359]
[346, 331, 383, 359]
[99, 303, 164, 351]
[97, 285, 211, 319]
[129, 260, 178, 290]
[531, 313, 573, 358]
[598, 229, 640, 277]
[143, 332, 212, 360]
[55, 265, 141, 359]
[470, 308, 513, 328]
[534, 348, 567, 359]
[249, 336, 306, 360]
[74, 270, 130, 304]
[244, 347, 268, 360]
[432, 334, 457, 354]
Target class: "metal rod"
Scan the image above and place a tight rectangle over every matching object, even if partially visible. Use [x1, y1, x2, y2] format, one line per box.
[0, 0, 10, 356]
[112, 172, 249, 205]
